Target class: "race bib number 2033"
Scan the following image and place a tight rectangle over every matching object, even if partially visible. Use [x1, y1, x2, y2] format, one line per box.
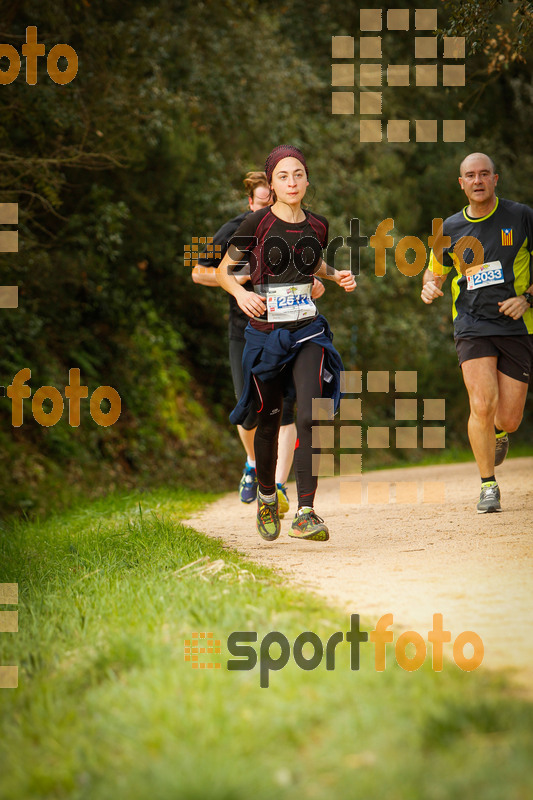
[466, 261, 505, 291]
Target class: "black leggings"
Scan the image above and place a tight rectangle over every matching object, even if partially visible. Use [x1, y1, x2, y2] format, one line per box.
[230, 338, 296, 430]
[252, 342, 324, 509]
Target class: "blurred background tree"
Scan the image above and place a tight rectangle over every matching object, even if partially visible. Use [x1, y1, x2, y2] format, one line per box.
[0, 0, 531, 515]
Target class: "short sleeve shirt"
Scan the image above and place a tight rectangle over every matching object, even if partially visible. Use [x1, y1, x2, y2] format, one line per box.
[229, 206, 329, 331]
[428, 197, 533, 337]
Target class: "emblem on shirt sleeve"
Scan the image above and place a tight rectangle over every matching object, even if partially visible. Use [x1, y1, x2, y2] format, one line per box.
[501, 228, 513, 246]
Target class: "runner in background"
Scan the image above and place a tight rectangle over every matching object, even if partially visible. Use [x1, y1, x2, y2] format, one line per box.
[192, 171, 325, 515]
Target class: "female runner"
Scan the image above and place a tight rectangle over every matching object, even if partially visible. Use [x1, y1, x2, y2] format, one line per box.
[192, 172, 325, 514]
[216, 145, 355, 541]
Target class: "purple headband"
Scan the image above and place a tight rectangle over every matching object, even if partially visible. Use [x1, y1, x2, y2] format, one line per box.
[265, 145, 308, 184]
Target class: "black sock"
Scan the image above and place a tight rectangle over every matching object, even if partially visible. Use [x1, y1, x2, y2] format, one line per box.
[495, 428, 504, 435]
[481, 475, 496, 484]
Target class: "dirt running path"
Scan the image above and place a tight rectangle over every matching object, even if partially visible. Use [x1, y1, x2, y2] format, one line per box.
[184, 458, 533, 685]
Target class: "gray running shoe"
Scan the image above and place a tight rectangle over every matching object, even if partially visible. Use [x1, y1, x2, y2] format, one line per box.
[494, 432, 509, 467]
[477, 482, 502, 514]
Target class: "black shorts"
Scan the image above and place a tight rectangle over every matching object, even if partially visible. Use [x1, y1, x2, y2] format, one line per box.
[455, 335, 533, 383]
[229, 338, 296, 430]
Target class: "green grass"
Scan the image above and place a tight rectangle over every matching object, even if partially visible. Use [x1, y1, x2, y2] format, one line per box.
[1, 488, 532, 799]
[353, 442, 533, 472]
[412, 441, 533, 467]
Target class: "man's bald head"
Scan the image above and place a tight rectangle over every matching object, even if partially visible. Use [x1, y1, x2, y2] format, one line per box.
[459, 152, 496, 177]
[458, 153, 499, 215]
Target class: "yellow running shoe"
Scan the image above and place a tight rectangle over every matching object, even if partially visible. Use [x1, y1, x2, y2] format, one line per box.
[276, 483, 289, 518]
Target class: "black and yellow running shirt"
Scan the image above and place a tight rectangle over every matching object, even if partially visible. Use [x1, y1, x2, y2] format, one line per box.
[428, 197, 533, 337]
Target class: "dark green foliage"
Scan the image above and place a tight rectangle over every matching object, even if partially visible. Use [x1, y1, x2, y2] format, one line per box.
[0, 1, 531, 515]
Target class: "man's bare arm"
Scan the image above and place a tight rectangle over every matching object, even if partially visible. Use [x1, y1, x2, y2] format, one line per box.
[216, 249, 266, 318]
[191, 266, 219, 286]
[421, 268, 448, 304]
[498, 281, 533, 320]
[192, 264, 249, 287]
[315, 260, 356, 292]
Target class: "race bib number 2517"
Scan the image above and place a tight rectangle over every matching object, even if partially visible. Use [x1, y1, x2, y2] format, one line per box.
[265, 284, 316, 322]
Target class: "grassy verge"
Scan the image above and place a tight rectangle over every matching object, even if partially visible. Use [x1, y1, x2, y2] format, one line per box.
[359, 442, 533, 472]
[0, 488, 532, 800]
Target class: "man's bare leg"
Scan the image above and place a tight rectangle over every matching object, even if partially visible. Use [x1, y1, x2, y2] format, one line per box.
[494, 371, 528, 434]
[237, 424, 256, 462]
[238, 421, 297, 507]
[460, 357, 499, 477]
[237, 425, 258, 503]
[275, 422, 297, 485]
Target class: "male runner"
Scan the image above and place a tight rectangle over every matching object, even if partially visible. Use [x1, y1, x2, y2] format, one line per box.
[421, 152, 533, 513]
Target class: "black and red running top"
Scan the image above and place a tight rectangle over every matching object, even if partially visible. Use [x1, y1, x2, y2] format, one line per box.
[229, 205, 328, 290]
[228, 206, 328, 331]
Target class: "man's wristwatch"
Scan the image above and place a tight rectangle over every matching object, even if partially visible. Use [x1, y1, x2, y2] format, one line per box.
[523, 292, 533, 307]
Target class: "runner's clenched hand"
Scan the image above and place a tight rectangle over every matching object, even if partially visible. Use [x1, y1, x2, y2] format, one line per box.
[236, 288, 266, 318]
[337, 270, 356, 293]
[421, 281, 444, 304]
[498, 296, 529, 320]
